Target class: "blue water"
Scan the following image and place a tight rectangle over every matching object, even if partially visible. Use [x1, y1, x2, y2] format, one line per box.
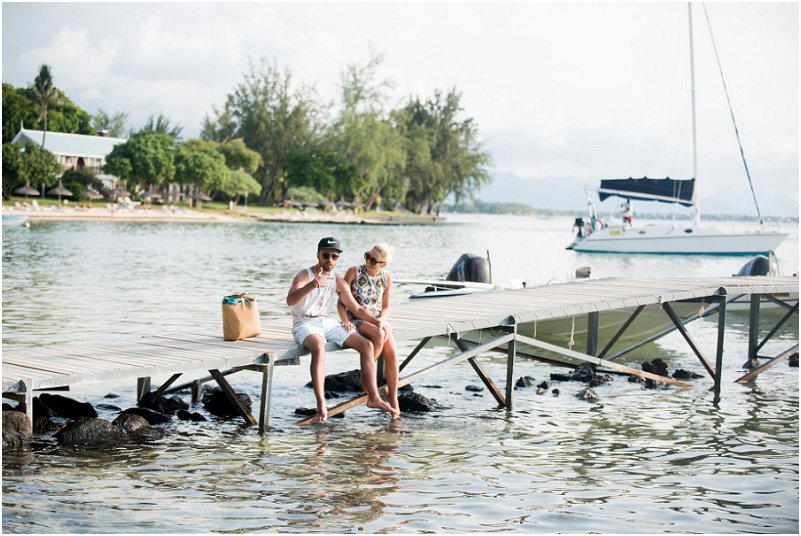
[2, 214, 798, 533]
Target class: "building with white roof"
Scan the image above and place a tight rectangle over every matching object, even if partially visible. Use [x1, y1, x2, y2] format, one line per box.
[11, 128, 127, 189]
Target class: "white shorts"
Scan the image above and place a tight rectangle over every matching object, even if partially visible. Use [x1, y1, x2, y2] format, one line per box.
[293, 317, 352, 348]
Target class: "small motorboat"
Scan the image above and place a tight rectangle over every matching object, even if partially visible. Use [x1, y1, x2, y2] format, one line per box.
[2, 214, 29, 227]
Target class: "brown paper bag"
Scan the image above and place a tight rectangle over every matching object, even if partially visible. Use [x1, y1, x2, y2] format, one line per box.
[221, 293, 261, 341]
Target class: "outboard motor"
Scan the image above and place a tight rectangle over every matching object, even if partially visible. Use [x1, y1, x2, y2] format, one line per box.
[573, 217, 585, 238]
[446, 253, 492, 284]
[735, 254, 771, 276]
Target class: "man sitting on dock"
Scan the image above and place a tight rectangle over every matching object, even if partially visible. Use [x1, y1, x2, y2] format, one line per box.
[286, 237, 399, 423]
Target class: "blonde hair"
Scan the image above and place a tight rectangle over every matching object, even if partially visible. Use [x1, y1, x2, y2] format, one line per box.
[370, 243, 393, 264]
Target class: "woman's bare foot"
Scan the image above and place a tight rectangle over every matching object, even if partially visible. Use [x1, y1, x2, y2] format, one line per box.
[315, 405, 328, 423]
[366, 397, 399, 418]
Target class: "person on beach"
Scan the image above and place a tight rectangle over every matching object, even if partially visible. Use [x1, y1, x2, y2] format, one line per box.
[337, 243, 401, 416]
[286, 237, 399, 423]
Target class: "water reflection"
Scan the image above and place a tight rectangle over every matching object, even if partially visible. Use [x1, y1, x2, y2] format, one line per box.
[281, 422, 402, 531]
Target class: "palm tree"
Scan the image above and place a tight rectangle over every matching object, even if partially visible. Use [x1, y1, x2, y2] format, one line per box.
[31, 65, 60, 148]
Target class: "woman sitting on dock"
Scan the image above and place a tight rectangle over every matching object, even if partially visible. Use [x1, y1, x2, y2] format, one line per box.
[337, 243, 400, 416]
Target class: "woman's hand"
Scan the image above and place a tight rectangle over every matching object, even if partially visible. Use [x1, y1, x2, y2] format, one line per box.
[342, 320, 355, 332]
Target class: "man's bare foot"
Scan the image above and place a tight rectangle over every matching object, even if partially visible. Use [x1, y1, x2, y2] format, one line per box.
[366, 397, 399, 418]
[388, 397, 401, 419]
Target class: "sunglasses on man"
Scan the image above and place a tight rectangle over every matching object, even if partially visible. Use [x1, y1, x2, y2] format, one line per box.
[320, 252, 340, 260]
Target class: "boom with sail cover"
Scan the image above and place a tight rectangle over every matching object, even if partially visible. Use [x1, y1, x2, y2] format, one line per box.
[598, 177, 695, 207]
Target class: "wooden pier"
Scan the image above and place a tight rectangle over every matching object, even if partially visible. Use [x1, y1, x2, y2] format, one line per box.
[3, 275, 797, 431]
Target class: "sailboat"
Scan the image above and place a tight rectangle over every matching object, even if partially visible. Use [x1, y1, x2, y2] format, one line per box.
[567, 4, 787, 256]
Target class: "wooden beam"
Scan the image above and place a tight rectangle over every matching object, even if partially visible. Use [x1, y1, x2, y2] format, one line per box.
[734, 344, 799, 384]
[454, 338, 506, 407]
[208, 369, 257, 426]
[296, 332, 516, 425]
[662, 302, 716, 381]
[514, 333, 691, 387]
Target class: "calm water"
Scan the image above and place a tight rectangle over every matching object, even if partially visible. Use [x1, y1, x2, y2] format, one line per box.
[2, 214, 799, 533]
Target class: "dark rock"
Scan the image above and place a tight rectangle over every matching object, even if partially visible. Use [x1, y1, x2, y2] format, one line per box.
[551, 388, 560, 397]
[113, 413, 152, 434]
[201, 387, 252, 418]
[103, 393, 121, 399]
[33, 415, 61, 434]
[138, 392, 188, 414]
[577, 387, 599, 402]
[113, 413, 164, 442]
[642, 358, 669, 377]
[177, 409, 207, 422]
[673, 369, 703, 379]
[589, 374, 613, 386]
[96, 403, 123, 412]
[3, 403, 18, 411]
[120, 407, 171, 425]
[304, 369, 363, 392]
[399, 384, 414, 392]
[2, 410, 32, 449]
[628, 375, 646, 384]
[55, 418, 128, 446]
[789, 352, 799, 367]
[398, 391, 441, 413]
[550, 363, 595, 383]
[37, 393, 97, 420]
[33, 396, 57, 419]
[465, 384, 484, 392]
[515, 376, 537, 389]
[324, 391, 340, 399]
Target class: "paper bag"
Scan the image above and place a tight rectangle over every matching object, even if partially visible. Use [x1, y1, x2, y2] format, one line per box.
[221, 293, 261, 341]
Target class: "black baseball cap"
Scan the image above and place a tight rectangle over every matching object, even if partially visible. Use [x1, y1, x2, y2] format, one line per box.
[317, 237, 342, 252]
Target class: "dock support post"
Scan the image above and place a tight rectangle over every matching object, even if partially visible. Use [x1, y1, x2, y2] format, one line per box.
[259, 356, 274, 433]
[744, 294, 761, 369]
[713, 290, 728, 404]
[136, 377, 151, 401]
[504, 319, 518, 411]
[586, 311, 599, 357]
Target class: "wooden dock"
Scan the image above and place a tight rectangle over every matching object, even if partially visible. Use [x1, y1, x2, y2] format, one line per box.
[3, 275, 797, 430]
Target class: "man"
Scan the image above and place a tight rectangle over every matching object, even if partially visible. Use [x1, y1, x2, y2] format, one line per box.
[286, 237, 399, 423]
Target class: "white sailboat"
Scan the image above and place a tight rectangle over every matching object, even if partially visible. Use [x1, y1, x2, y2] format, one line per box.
[567, 3, 787, 256]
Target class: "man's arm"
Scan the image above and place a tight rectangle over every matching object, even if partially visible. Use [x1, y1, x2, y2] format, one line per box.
[335, 276, 380, 325]
[286, 269, 329, 306]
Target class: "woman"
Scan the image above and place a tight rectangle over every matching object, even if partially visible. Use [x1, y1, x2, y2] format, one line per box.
[337, 243, 400, 416]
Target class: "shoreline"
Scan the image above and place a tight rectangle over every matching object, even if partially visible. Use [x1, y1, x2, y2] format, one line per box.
[2, 206, 446, 225]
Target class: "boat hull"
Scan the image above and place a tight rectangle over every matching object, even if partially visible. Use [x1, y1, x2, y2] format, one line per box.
[568, 224, 787, 255]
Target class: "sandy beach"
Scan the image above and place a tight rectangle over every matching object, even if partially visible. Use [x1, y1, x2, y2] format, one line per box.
[2, 204, 444, 225]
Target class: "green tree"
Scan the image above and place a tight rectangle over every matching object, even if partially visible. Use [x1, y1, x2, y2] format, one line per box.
[220, 168, 261, 207]
[284, 146, 355, 201]
[140, 113, 183, 138]
[104, 131, 176, 192]
[2, 83, 36, 143]
[31, 65, 61, 147]
[174, 141, 229, 195]
[331, 50, 406, 211]
[93, 109, 130, 137]
[216, 138, 262, 173]
[201, 58, 320, 204]
[2, 142, 61, 200]
[396, 89, 492, 215]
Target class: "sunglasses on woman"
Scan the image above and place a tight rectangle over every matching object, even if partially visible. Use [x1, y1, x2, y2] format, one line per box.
[320, 252, 340, 260]
[365, 252, 386, 265]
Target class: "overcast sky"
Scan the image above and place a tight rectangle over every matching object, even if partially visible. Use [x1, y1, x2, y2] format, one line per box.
[2, 2, 798, 216]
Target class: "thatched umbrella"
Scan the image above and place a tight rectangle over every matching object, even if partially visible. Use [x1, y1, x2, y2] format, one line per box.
[14, 182, 39, 198]
[81, 188, 103, 200]
[110, 186, 131, 199]
[47, 181, 73, 204]
[193, 192, 212, 202]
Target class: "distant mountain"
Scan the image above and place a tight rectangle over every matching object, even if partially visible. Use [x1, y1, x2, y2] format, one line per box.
[477, 171, 798, 218]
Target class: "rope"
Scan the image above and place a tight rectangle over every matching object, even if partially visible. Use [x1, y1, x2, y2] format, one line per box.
[702, 3, 763, 222]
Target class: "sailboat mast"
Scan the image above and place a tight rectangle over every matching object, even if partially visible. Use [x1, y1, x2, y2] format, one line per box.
[688, 2, 701, 226]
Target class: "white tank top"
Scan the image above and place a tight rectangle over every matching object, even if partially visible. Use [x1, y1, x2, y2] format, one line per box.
[290, 268, 338, 328]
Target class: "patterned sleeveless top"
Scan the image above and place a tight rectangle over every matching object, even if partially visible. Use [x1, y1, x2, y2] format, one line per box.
[347, 264, 387, 321]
